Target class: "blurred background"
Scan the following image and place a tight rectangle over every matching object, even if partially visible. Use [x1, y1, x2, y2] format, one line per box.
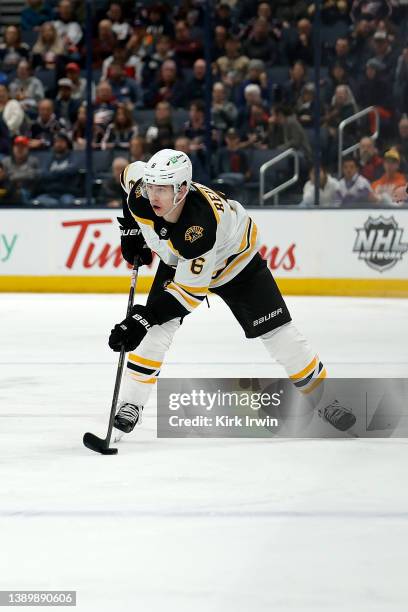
[0, 0, 407, 208]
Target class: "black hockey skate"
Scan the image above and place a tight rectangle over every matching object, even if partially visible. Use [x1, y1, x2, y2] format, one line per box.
[318, 400, 356, 431]
[113, 402, 143, 433]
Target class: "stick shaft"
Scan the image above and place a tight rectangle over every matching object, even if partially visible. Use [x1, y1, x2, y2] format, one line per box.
[105, 258, 139, 445]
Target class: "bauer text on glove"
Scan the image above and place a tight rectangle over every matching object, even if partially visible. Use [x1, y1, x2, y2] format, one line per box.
[108, 305, 157, 352]
[118, 217, 153, 266]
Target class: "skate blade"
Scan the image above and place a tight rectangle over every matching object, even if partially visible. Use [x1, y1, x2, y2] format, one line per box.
[113, 428, 125, 443]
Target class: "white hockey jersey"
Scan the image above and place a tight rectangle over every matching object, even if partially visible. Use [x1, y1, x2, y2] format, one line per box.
[122, 165, 260, 318]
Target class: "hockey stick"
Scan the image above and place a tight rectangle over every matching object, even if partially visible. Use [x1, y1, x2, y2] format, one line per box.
[83, 257, 140, 455]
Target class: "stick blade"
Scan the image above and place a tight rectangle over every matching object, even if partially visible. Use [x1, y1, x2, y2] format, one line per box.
[83, 432, 118, 455]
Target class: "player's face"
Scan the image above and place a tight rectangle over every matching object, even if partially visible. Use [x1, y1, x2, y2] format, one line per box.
[146, 184, 174, 216]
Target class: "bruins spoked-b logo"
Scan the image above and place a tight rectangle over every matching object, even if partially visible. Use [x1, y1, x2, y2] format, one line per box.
[185, 225, 204, 243]
[353, 216, 408, 272]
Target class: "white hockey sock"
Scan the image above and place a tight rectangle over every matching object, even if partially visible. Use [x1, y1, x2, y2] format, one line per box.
[120, 318, 181, 406]
[261, 322, 327, 398]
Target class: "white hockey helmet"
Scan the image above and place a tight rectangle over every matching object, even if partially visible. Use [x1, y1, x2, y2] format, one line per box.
[143, 149, 192, 207]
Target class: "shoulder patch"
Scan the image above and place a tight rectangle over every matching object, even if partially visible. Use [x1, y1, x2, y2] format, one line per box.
[185, 225, 204, 243]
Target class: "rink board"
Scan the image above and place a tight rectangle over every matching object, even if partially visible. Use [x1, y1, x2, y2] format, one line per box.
[0, 208, 407, 296]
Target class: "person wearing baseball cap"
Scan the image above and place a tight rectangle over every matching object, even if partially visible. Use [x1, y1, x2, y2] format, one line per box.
[56, 77, 80, 127]
[1, 135, 40, 202]
[372, 148, 407, 204]
[65, 62, 87, 101]
[33, 130, 79, 206]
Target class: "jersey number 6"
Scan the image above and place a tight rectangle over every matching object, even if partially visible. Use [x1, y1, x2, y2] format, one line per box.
[190, 257, 205, 274]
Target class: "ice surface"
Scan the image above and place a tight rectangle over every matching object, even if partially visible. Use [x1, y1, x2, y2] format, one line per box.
[1, 293, 408, 611]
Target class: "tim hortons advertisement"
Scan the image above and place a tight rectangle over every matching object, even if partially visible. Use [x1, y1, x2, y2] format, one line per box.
[0, 209, 407, 287]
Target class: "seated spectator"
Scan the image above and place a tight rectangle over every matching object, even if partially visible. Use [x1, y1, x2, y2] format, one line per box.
[92, 19, 118, 69]
[126, 24, 154, 61]
[21, 0, 53, 32]
[93, 81, 117, 129]
[33, 131, 80, 206]
[140, 3, 174, 40]
[102, 103, 139, 150]
[369, 30, 398, 74]
[295, 82, 317, 129]
[141, 35, 175, 90]
[327, 37, 356, 73]
[0, 160, 20, 204]
[336, 156, 377, 207]
[391, 183, 408, 207]
[55, 78, 81, 128]
[285, 18, 314, 66]
[129, 136, 149, 162]
[102, 42, 142, 83]
[145, 100, 175, 153]
[237, 59, 270, 109]
[212, 25, 227, 61]
[0, 84, 27, 137]
[107, 62, 141, 107]
[240, 102, 269, 148]
[184, 59, 207, 106]
[214, 128, 249, 180]
[357, 136, 384, 182]
[214, 2, 232, 30]
[144, 59, 186, 109]
[351, 0, 392, 22]
[185, 5, 205, 42]
[174, 135, 210, 184]
[30, 98, 67, 149]
[237, 83, 267, 136]
[216, 36, 250, 84]
[325, 84, 358, 164]
[266, 104, 312, 164]
[106, 3, 132, 42]
[65, 62, 87, 101]
[71, 103, 105, 149]
[32, 22, 65, 70]
[300, 166, 340, 207]
[325, 84, 358, 134]
[9, 60, 44, 118]
[53, 0, 83, 52]
[211, 82, 238, 133]
[372, 148, 407, 204]
[242, 18, 278, 65]
[71, 103, 86, 149]
[0, 26, 30, 74]
[241, 1, 273, 38]
[357, 58, 393, 136]
[394, 44, 408, 115]
[0, 116, 10, 155]
[99, 156, 128, 207]
[325, 62, 357, 103]
[1, 135, 40, 201]
[282, 60, 308, 107]
[396, 115, 408, 174]
[183, 100, 207, 145]
[349, 19, 375, 75]
[173, 20, 203, 69]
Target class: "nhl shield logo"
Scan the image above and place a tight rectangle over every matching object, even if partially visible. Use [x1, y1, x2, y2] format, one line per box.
[185, 225, 204, 243]
[160, 227, 168, 237]
[353, 216, 408, 272]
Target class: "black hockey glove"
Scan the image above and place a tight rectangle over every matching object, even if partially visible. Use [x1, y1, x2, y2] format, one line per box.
[108, 305, 158, 352]
[118, 217, 153, 267]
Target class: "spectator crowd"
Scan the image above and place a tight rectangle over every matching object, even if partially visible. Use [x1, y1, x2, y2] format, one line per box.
[0, 0, 408, 207]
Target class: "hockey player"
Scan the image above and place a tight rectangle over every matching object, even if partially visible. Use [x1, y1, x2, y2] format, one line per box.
[109, 149, 356, 437]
